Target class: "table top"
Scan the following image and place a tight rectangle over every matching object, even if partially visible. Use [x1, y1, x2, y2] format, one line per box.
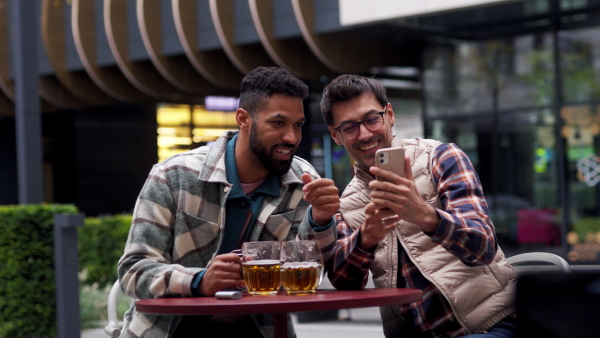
[135, 288, 423, 315]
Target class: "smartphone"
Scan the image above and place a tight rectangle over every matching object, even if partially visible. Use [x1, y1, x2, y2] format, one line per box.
[375, 147, 406, 181]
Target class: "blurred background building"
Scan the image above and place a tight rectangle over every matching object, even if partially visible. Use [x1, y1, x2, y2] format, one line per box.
[1, 0, 599, 264]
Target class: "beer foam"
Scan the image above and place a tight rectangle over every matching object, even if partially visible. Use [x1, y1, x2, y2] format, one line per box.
[282, 262, 321, 268]
[242, 259, 281, 265]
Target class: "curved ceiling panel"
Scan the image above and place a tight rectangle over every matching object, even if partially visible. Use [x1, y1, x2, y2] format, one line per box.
[104, 0, 191, 101]
[248, 0, 333, 80]
[72, 0, 149, 102]
[291, 0, 396, 74]
[137, 0, 216, 94]
[209, 0, 275, 74]
[39, 75, 85, 110]
[172, 0, 242, 89]
[42, 0, 116, 106]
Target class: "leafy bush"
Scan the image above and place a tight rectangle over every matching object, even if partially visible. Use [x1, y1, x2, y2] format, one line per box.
[80, 282, 131, 329]
[78, 214, 131, 288]
[77, 215, 132, 329]
[0, 204, 78, 338]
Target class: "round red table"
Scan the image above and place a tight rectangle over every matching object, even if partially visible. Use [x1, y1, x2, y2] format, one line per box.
[136, 288, 423, 337]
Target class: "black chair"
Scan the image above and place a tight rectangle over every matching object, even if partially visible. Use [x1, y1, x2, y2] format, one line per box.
[516, 271, 600, 338]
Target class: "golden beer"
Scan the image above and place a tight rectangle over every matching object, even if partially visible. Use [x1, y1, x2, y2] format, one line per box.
[281, 262, 322, 295]
[242, 260, 282, 295]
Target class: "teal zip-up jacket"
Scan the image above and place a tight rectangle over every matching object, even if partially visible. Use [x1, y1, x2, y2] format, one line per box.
[118, 130, 336, 338]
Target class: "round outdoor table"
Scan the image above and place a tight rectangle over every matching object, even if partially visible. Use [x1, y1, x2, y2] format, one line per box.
[136, 288, 423, 337]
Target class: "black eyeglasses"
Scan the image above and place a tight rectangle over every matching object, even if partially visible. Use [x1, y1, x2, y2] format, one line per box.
[333, 108, 386, 140]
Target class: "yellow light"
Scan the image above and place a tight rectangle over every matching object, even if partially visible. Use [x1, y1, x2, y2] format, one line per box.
[192, 128, 231, 137]
[192, 106, 237, 127]
[157, 127, 178, 135]
[157, 104, 191, 125]
[157, 136, 193, 147]
[157, 103, 238, 162]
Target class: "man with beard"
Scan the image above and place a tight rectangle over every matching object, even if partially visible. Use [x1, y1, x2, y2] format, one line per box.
[320, 74, 517, 337]
[118, 67, 339, 338]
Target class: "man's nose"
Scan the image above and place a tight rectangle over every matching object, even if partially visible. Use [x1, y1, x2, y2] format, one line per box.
[357, 123, 373, 141]
[282, 126, 300, 144]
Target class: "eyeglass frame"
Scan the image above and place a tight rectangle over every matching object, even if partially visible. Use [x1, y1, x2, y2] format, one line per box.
[332, 107, 387, 140]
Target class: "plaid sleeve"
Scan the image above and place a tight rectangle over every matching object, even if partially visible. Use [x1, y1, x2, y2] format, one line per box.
[430, 143, 498, 266]
[117, 164, 203, 299]
[325, 212, 374, 290]
[296, 206, 336, 263]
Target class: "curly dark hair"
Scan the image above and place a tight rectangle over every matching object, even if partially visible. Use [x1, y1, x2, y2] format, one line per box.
[320, 74, 388, 125]
[239, 67, 309, 116]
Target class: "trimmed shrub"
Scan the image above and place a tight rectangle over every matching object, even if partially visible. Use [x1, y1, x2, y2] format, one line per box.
[78, 214, 132, 288]
[0, 204, 78, 338]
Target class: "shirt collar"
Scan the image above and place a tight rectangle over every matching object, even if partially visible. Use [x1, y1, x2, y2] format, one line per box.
[225, 134, 280, 199]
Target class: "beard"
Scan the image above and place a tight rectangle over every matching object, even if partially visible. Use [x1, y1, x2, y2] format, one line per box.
[249, 124, 296, 176]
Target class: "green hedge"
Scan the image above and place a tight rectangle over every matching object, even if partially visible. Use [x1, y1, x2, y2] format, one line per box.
[78, 214, 132, 288]
[0, 204, 78, 338]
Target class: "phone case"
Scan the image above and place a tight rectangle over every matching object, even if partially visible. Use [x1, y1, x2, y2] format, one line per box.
[375, 147, 406, 181]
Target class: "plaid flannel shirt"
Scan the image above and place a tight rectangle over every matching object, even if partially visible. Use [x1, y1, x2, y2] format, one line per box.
[118, 130, 334, 338]
[328, 143, 498, 337]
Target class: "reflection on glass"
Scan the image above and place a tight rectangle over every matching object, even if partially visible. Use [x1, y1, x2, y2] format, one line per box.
[562, 104, 600, 264]
[424, 33, 554, 117]
[559, 27, 600, 103]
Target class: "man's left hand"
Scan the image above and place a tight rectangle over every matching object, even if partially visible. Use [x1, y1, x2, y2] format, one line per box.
[369, 156, 440, 233]
[302, 173, 339, 226]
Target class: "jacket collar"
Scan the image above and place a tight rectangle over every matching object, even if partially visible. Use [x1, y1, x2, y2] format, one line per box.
[198, 130, 303, 189]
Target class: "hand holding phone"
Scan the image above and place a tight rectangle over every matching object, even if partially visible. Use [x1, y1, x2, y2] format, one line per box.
[375, 147, 405, 181]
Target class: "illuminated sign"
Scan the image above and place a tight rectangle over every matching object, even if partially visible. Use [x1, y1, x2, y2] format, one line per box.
[205, 96, 239, 111]
[577, 154, 600, 187]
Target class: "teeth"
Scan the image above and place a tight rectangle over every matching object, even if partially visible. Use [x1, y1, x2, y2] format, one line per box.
[359, 143, 377, 151]
[277, 148, 291, 154]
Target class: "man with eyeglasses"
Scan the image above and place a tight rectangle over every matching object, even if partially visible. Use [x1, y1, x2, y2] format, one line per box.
[320, 74, 517, 338]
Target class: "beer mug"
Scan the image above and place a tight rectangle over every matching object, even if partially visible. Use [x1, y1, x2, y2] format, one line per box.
[280, 240, 323, 295]
[241, 241, 282, 295]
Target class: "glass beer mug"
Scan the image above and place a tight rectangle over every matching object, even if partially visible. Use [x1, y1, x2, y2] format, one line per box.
[241, 241, 282, 295]
[280, 240, 323, 295]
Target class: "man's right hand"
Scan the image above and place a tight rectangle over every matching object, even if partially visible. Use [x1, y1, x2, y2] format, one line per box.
[359, 202, 400, 250]
[199, 253, 243, 296]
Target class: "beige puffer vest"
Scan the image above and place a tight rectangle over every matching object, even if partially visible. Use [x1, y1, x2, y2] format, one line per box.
[339, 138, 516, 335]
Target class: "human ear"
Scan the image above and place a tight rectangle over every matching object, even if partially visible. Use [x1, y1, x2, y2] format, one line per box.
[328, 125, 343, 145]
[236, 108, 251, 131]
[386, 104, 395, 126]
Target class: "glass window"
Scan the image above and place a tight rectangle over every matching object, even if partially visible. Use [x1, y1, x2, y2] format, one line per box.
[499, 34, 555, 110]
[156, 103, 237, 162]
[424, 44, 493, 117]
[561, 104, 600, 263]
[559, 26, 600, 103]
[424, 34, 555, 116]
[495, 109, 560, 250]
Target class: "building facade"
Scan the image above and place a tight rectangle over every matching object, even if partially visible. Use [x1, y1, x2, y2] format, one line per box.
[1, 0, 599, 263]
